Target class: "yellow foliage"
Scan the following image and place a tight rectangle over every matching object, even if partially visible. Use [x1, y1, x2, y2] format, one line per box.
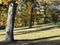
[36, 0, 43, 4]
[3, 0, 8, 5]
[0, 0, 2, 4]
[37, 11, 40, 14]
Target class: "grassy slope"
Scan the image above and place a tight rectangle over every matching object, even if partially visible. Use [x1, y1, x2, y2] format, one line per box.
[0, 23, 60, 45]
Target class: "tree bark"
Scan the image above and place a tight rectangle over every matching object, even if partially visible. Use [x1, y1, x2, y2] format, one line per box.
[29, 7, 33, 28]
[44, 2, 46, 24]
[6, 0, 17, 42]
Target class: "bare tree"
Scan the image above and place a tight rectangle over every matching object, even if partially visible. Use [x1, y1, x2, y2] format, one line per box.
[6, 0, 17, 42]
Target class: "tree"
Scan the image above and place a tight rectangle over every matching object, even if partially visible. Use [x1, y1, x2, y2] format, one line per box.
[6, 0, 17, 42]
[29, 0, 35, 28]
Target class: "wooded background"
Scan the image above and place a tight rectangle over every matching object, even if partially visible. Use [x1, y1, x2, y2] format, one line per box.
[0, 0, 60, 27]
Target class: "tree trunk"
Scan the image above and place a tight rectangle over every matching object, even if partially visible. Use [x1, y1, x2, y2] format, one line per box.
[44, 2, 46, 24]
[6, 0, 17, 42]
[29, 7, 33, 28]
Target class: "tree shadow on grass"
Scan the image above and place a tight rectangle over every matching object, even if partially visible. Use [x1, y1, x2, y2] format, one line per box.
[0, 35, 60, 45]
[14, 23, 54, 31]
[14, 25, 60, 35]
[0, 26, 5, 30]
[0, 25, 60, 36]
[14, 25, 43, 31]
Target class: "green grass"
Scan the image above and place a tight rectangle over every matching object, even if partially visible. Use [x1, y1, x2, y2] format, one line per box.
[0, 23, 60, 45]
[0, 29, 5, 32]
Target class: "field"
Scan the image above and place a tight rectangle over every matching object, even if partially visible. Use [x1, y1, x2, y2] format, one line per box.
[0, 23, 60, 45]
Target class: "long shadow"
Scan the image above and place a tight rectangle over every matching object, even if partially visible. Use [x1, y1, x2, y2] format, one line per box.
[14, 23, 54, 31]
[14, 25, 43, 31]
[29, 40, 60, 45]
[0, 35, 60, 45]
[14, 25, 60, 35]
[0, 26, 5, 30]
[0, 26, 43, 36]
[0, 34, 5, 36]
[0, 25, 60, 36]
[14, 35, 60, 41]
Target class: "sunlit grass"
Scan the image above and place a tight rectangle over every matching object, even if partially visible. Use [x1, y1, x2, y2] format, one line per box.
[0, 30, 5, 32]
[14, 28, 60, 40]
[0, 23, 60, 42]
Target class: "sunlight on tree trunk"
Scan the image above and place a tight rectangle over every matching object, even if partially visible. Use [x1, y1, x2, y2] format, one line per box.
[6, 0, 17, 42]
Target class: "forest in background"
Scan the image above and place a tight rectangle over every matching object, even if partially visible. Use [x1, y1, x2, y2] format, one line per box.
[0, 0, 60, 27]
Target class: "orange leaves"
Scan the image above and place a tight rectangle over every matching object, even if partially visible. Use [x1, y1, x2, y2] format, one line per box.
[0, 0, 8, 5]
[0, 0, 21, 5]
[58, 5, 60, 8]
[3, 0, 8, 5]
